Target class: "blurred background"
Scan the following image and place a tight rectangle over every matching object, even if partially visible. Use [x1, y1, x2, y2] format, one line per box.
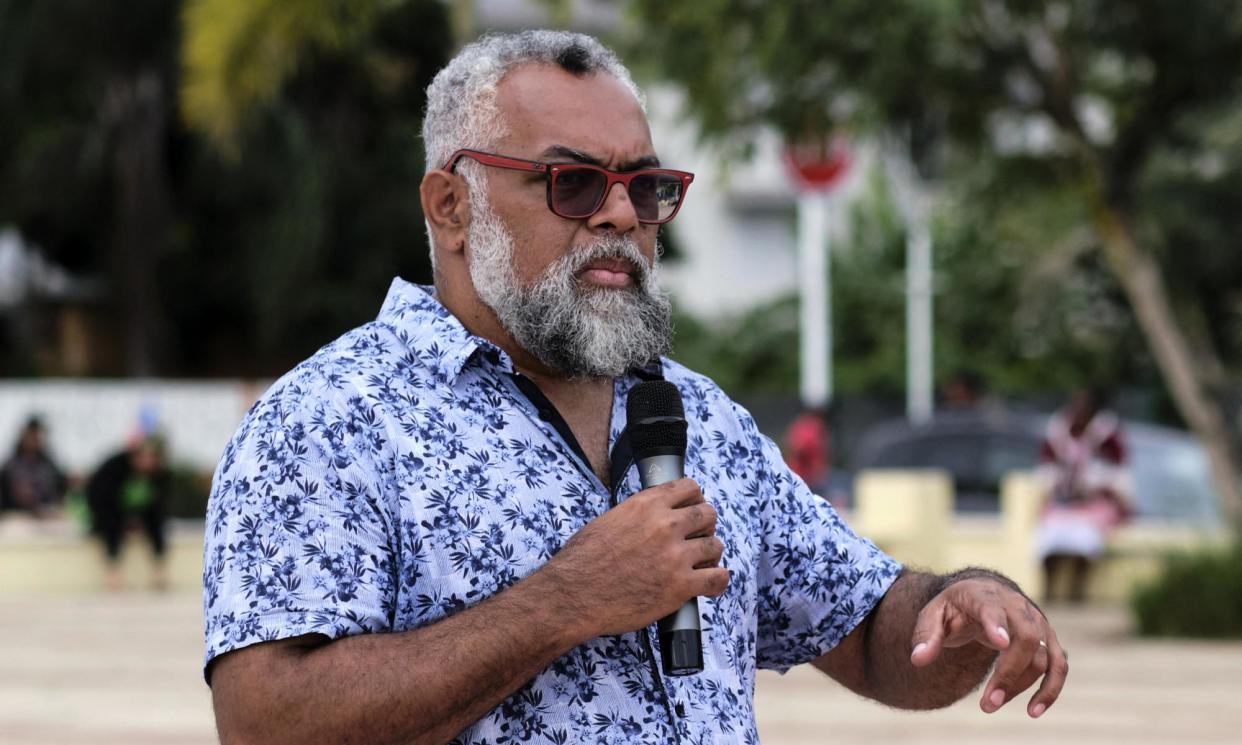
[1, 1, 1241, 743]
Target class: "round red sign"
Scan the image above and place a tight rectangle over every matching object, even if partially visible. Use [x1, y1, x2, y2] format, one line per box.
[784, 137, 852, 192]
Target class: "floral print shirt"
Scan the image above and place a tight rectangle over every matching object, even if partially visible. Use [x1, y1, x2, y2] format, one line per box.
[203, 278, 901, 744]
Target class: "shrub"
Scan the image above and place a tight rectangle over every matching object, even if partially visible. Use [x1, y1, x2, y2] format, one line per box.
[1131, 542, 1242, 638]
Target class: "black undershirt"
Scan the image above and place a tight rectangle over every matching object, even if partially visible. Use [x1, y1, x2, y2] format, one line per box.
[507, 373, 596, 480]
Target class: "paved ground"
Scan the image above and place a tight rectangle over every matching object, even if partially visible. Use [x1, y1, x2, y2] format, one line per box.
[1, 592, 1240, 744]
[754, 606, 1242, 745]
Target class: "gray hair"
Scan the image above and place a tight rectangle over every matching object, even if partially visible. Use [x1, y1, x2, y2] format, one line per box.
[422, 30, 644, 173]
[421, 30, 645, 265]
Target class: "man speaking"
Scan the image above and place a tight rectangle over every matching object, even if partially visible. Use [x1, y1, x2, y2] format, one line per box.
[203, 30, 1067, 744]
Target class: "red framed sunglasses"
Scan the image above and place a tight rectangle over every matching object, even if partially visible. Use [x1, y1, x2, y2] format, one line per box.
[443, 149, 694, 225]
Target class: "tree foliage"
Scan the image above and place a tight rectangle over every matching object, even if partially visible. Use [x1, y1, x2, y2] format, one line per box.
[0, 0, 183, 373]
[175, 0, 451, 373]
[0, 0, 450, 375]
[181, 0, 385, 151]
[630, 0, 1242, 374]
[672, 166, 1152, 403]
[630, 0, 1242, 518]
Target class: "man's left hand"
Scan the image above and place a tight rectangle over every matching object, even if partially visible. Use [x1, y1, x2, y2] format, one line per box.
[909, 577, 1068, 718]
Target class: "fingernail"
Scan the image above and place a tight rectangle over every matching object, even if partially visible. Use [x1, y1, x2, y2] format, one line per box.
[990, 689, 1006, 709]
[996, 626, 1010, 644]
[1031, 703, 1046, 718]
[911, 642, 927, 659]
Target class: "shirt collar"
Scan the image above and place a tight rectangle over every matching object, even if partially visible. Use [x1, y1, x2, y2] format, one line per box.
[375, 277, 510, 384]
[375, 276, 664, 385]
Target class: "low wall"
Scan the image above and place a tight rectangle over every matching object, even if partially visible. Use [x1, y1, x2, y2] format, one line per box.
[851, 469, 1231, 603]
[2, 470, 1230, 601]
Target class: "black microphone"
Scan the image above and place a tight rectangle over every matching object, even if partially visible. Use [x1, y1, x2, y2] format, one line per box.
[626, 380, 703, 676]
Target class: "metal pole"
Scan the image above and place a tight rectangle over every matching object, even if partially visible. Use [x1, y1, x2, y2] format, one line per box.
[907, 211, 933, 424]
[824, 194, 835, 405]
[798, 192, 830, 408]
[884, 146, 935, 424]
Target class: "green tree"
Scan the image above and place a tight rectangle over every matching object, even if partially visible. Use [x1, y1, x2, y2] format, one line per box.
[0, 0, 182, 375]
[181, 0, 386, 152]
[177, 0, 451, 373]
[672, 166, 1152, 402]
[629, 0, 1242, 521]
[0, 0, 450, 376]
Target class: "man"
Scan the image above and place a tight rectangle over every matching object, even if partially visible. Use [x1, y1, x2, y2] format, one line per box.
[0, 416, 66, 517]
[1036, 387, 1132, 603]
[783, 405, 831, 495]
[87, 433, 171, 591]
[205, 30, 1066, 744]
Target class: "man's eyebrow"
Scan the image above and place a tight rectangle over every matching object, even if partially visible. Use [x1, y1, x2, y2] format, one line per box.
[539, 144, 661, 170]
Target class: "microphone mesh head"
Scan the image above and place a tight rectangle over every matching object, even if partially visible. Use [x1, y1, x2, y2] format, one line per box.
[627, 380, 685, 422]
[627, 381, 687, 456]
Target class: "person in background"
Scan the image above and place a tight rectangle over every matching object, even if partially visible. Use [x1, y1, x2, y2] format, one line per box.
[86, 433, 171, 591]
[1035, 387, 1132, 603]
[941, 368, 988, 410]
[784, 404, 832, 495]
[0, 415, 67, 518]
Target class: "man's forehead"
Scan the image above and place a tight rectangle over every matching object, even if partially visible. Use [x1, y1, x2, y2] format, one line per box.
[494, 64, 655, 166]
[534, 143, 660, 171]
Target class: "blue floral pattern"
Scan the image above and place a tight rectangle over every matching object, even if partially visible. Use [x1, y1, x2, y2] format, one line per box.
[203, 278, 901, 744]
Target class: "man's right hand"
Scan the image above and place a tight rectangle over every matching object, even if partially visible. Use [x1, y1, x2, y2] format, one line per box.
[546, 478, 729, 638]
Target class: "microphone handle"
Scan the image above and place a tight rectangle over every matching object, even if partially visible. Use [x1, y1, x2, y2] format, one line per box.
[636, 453, 704, 676]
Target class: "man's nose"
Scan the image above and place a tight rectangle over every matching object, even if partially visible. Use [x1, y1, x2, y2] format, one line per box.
[587, 181, 639, 233]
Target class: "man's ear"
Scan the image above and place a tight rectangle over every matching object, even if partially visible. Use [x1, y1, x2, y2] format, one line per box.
[420, 169, 469, 255]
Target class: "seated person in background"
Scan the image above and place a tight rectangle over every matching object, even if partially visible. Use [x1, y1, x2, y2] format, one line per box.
[941, 368, 988, 410]
[0, 416, 67, 518]
[1035, 387, 1132, 603]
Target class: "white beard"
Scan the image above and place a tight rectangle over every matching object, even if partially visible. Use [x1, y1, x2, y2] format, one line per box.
[467, 195, 672, 379]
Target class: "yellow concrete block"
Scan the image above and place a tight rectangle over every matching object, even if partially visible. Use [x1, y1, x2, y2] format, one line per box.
[1000, 471, 1042, 594]
[1086, 524, 1231, 603]
[853, 467, 1228, 606]
[854, 469, 954, 571]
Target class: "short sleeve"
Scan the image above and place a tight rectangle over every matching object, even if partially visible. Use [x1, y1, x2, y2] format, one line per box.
[202, 374, 397, 681]
[745, 411, 901, 672]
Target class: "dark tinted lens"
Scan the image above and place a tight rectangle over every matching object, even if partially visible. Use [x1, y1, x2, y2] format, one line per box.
[630, 173, 683, 222]
[552, 166, 608, 217]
